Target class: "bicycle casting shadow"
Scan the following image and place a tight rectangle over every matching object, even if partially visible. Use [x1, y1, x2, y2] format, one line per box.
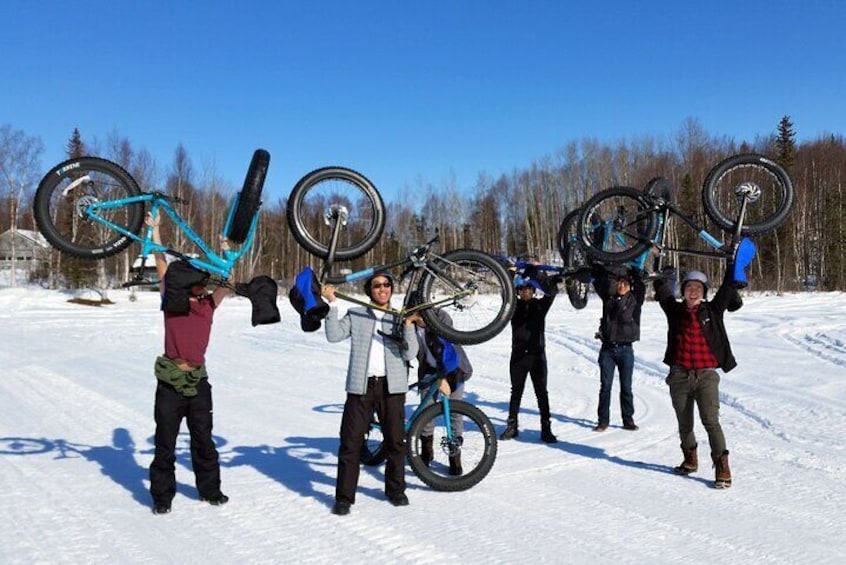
[222, 436, 382, 507]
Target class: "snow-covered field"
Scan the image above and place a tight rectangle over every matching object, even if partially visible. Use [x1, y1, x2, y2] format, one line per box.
[0, 286, 843, 564]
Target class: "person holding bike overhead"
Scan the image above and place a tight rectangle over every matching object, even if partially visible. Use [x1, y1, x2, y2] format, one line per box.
[408, 308, 473, 476]
[146, 213, 230, 514]
[322, 271, 418, 516]
[590, 264, 645, 432]
[654, 265, 744, 489]
[500, 259, 561, 444]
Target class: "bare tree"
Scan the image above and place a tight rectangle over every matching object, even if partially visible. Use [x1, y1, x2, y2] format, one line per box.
[0, 125, 44, 286]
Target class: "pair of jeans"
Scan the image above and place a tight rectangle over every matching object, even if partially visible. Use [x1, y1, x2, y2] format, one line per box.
[597, 344, 635, 425]
[665, 368, 726, 455]
[336, 378, 406, 505]
[149, 378, 221, 505]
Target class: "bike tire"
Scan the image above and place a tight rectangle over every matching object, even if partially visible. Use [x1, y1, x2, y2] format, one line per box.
[286, 167, 385, 261]
[565, 245, 590, 310]
[643, 176, 674, 204]
[407, 400, 497, 492]
[577, 186, 658, 263]
[556, 208, 581, 263]
[225, 149, 270, 244]
[702, 154, 795, 236]
[418, 249, 516, 345]
[34, 157, 144, 260]
[360, 423, 385, 466]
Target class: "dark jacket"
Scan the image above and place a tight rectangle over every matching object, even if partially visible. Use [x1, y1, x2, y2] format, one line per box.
[416, 310, 473, 382]
[655, 277, 740, 372]
[593, 266, 645, 345]
[511, 268, 557, 354]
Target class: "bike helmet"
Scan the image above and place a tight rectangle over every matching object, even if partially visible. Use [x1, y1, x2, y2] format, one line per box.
[363, 270, 395, 297]
[681, 270, 709, 295]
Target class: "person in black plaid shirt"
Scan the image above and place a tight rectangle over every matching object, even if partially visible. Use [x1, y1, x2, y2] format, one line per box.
[654, 268, 742, 489]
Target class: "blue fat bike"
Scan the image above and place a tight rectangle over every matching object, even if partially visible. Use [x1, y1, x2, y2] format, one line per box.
[359, 373, 497, 491]
[574, 154, 794, 272]
[33, 150, 270, 283]
[286, 167, 516, 345]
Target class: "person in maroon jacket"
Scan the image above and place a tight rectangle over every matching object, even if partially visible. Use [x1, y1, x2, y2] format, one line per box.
[655, 268, 741, 489]
[146, 213, 230, 514]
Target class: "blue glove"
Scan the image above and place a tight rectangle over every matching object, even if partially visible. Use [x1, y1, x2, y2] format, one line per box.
[730, 238, 756, 288]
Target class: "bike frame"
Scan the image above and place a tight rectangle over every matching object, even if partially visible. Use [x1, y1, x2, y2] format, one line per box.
[370, 374, 458, 440]
[85, 191, 260, 279]
[318, 211, 474, 321]
[596, 192, 750, 272]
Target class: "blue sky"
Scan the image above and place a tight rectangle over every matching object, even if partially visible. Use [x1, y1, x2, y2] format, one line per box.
[2, 1, 843, 203]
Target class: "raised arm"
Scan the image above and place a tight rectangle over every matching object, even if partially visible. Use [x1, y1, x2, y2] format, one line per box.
[145, 212, 168, 282]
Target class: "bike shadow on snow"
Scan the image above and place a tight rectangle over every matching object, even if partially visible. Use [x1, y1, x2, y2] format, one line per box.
[461, 393, 711, 484]
[0, 428, 178, 508]
[223, 435, 391, 507]
[464, 391, 597, 434]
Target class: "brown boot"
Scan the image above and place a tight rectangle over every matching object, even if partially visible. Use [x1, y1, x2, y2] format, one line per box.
[712, 450, 732, 489]
[673, 444, 698, 475]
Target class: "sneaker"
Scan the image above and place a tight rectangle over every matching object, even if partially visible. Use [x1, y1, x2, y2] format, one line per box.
[331, 501, 351, 516]
[201, 493, 229, 506]
[152, 502, 171, 515]
[592, 423, 609, 432]
[622, 422, 639, 431]
[388, 493, 409, 507]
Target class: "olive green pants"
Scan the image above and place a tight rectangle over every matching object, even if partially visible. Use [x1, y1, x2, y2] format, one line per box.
[666, 368, 727, 456]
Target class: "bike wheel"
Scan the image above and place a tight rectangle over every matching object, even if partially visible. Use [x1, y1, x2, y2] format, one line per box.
[287, 167, 385, 261]
[34, 157, 144, 259]
[418, 249, 516, 345]
[360, 423, 385, 466]
[407, 400, 497, 492]
[565, 245, 590, 310]
[643, 176, 674, 203]
[702, 154, 795, 236]
[225, 149, 270, 244]
[577, 186, 658, 263]
[556, 208, 581, 263]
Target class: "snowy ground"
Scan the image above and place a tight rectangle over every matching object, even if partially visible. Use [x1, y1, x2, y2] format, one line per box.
[0, 286, 843, 564]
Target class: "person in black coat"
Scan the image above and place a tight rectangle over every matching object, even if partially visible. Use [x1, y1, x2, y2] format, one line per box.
[500, 263, 561, 444]
[592, 265, 646, 432]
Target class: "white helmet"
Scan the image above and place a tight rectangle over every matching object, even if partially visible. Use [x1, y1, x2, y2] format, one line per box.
[681, 270, 709, 294]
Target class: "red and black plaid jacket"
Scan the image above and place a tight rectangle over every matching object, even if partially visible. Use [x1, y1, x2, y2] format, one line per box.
[655, 277, 740, 372]
[674, 306, 720, 369]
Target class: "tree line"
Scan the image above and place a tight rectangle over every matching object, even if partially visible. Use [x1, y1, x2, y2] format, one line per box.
[1, 117, 844, 293]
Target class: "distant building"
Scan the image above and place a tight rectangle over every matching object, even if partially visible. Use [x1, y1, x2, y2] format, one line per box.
[130, 254, 160, 288]
[0, 228, 50, 271]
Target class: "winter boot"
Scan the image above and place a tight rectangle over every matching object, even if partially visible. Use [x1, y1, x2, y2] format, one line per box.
[421, 435, 434, 467]
[448, 453, 463, 476]
[540, 420, 558, 444]
[712, 450, 732, 489]
[499, 419, 519, 440]
[673, 444, 698, 475]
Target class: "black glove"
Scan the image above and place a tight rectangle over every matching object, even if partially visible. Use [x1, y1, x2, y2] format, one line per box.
[549, 274, 565, 286]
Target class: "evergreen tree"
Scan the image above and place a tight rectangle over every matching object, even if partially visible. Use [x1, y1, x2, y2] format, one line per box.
[776, 116, 796, 169]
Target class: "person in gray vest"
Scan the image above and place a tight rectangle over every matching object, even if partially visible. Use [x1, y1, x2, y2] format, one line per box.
[322, 271, 418, 516]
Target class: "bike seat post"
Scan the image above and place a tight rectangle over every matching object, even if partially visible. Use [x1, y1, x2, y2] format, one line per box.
[320, 207, 347, 281]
